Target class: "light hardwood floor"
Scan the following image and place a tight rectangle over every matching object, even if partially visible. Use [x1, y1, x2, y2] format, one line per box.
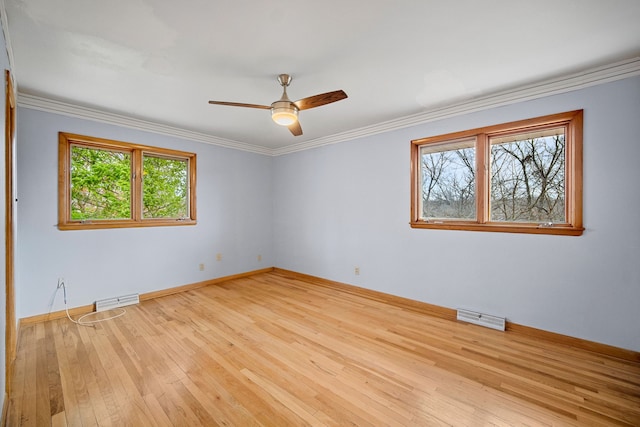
[5, 270, 640, 426]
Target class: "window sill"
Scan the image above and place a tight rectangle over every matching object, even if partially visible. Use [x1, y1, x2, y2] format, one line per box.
[410, 221, 584, 236]
[58, 219, 197, 231]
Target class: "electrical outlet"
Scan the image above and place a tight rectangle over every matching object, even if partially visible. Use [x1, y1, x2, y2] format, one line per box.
[354, 267, 360, 276]
[199, 263, 205, 271]
[257, 254, 262, 262]
[216, 253, 222, 261]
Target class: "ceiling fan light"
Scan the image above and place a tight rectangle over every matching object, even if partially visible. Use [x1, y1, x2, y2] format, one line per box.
[271, 103, 298, 126]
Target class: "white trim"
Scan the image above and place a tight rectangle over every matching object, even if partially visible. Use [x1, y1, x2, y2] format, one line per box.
[17, 57, 640, 157]
[273, 57, 640, 155]
[17, 95, 272, 155]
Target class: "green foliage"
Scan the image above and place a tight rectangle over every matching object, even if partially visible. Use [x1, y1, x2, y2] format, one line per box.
[142, 155, 188, 218]
[70, 147, 189, 221]
[70, 146, 131, 220]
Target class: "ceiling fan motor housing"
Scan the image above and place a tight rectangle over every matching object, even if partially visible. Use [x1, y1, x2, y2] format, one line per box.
[271, 100, 299, 126]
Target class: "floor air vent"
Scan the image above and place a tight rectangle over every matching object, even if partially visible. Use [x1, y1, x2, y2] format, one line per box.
[95, 293, 140, 312]
[456, 309, 506, 331]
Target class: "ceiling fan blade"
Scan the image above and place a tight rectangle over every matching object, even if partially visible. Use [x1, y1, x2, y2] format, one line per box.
[288, 121, 303, 136]
[294, 90, 347, 111]
[208, 100, 271, 110]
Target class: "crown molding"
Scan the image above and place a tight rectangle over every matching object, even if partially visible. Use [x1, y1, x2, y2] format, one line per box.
[17, 94, 273, 155]
[17, 57, 640, 157]
[273, 57, 640, 155]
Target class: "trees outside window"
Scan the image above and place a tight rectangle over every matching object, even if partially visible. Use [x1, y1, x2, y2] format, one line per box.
[70, 145, 132, 221]
[420, 138, 476, 220]
[411, 110, 583, 235]
[59, 133, 196, 230]
[142, 155, 189, 219]
[489, 128, 566, 223]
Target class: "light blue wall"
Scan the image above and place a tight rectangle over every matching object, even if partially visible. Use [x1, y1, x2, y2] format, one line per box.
[13, 75, 640, 354]
[274, 76, 640, 352]
[16, 108, 273, 318]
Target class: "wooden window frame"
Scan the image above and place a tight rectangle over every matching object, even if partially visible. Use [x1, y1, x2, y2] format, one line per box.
[410, 110, 583, 236]
[58, 132, 197, 230]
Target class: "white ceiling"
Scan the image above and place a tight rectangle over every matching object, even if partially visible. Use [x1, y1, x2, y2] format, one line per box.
[4, 0, 640, 152]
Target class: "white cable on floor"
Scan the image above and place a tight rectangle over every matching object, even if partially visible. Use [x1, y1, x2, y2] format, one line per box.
[60, 280, 126, 327]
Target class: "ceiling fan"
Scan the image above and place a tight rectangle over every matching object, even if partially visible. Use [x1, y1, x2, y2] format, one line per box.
[208, 74, 347, 136]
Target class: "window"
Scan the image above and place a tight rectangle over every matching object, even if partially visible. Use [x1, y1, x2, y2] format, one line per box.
[410, 110, 583, 235]
[58, 133, 196, 230]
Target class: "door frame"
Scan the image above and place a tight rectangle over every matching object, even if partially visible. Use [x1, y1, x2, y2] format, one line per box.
[4, 69, 16, 402]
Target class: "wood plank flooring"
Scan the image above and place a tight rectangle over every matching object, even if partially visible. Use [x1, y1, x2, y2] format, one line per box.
[5, 270, 640, 426]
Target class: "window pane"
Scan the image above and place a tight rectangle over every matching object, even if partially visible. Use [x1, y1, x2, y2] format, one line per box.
[142, 155, 188, 219]
[490, 127, 565, 222]
[419, 138, 476, 220]
[70, 146, 131, 220]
